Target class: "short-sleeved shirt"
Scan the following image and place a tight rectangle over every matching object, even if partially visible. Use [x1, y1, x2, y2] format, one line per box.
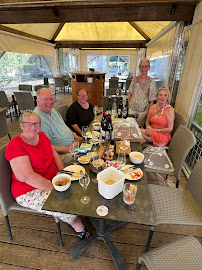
[5, 132, 57, 198]
[128, 76, 156, 112]
[66, 101, 94, 134]
[34, 107, 74, 146]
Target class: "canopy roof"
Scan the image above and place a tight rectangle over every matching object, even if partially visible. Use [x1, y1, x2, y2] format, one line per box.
[0, 0, 199, 49]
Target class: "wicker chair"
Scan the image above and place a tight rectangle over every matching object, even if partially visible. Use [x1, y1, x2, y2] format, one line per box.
[0, 91, 17, 122]
[57, 105, 68, 122]
[0, 108, 11, 140]
[14, 92, 35, 116]
[0, 144, 63, 247]
[136, 157, 202, 270]
[19, 84, 32, 91]
[34, 84, 49, 91]
[106, 88, 118, 96]
[145, 125, 196, 188]
[109, 78, 119, 89]
[137, 236, 202, 270]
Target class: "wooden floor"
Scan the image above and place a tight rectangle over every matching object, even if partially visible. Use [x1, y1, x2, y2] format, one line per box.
[0, 92, 201, 270]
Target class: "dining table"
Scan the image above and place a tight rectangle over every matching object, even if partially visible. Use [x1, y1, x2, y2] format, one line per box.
[42, 127, 154, 270]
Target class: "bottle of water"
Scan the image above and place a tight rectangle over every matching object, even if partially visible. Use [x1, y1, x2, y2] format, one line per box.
[112, 98, 117, 118]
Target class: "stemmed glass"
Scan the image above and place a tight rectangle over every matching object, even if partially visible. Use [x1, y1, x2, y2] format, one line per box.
[71, 141, 79, 164]
[92, 155, 103, 183]
[91, 131, 98, 151]
[117, 153, 126, 170]
[82, 126, 89, 144]
[93, 105, 98, 122]
[79, 173, 90, 204]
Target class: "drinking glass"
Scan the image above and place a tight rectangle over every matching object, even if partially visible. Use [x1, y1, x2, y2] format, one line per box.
[92, 155, 103, 183]
[116, 89, 119, 96]
[93, 105, 98, 121]
[79, 173, 90, 204]
[73, 141, 79, 164]
[117, 153, 126, 169]
[82, 126, 89, 144]
[91, 131, 98, 151]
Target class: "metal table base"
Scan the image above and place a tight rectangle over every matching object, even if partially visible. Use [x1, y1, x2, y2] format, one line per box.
[69, 218, 128, 270]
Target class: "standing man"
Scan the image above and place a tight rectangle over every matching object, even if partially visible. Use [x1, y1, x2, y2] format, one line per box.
[34, 88, 82, 164]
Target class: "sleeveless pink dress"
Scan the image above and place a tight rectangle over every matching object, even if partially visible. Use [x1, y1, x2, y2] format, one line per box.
[150, 104, 172, 146]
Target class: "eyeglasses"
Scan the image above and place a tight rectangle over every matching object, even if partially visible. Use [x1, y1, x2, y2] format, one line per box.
[39, 98, 54, 102]
[22, 122, 41, 127]
[139, 65, 150, 69]
[78, 95, 88, 97]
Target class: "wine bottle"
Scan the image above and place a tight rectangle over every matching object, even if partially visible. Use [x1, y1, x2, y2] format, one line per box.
[106, 97, 112, 115]
[111, 131, 115, 145]
[118, 97, 123, 118]
[101, 112, 106, 138]
[123, 98, 129, 119]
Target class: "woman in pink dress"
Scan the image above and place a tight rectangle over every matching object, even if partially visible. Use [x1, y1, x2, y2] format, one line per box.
[140, 88, 175, 146]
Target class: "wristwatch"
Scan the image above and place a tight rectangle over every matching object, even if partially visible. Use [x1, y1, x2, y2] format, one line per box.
[157, 129, 160, 133]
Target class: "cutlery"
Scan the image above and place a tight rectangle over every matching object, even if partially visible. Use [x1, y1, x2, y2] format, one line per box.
[58, 169, 84, 177]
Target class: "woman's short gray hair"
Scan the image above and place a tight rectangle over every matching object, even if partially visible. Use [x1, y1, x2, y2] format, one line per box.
[19, 110, 41, 124]
[139, 58, 150, 68]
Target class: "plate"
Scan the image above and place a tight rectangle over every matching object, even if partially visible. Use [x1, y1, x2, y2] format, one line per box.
[89, 138, 99, 144]
[77, 155, 91, 164]
[64, 165, 86, 181]
[86, 131, 101, 139]
[103, 160, 122, 169]
[123, 166, 143, 180]
[80, 143, 92, 151]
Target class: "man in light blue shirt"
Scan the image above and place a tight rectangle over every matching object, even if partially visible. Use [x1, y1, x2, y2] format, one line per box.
[34, 88, 82, 161]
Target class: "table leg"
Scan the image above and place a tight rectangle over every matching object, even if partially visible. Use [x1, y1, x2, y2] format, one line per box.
[69, 218, 128, 270]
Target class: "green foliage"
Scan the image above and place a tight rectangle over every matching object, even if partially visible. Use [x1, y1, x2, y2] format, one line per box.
[195, 105, 202, 127]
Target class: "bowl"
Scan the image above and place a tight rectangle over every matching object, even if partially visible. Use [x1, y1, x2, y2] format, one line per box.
[129, 151, 144, 164]
[52, 174, 71, 192]
[92, 122, 101, 131]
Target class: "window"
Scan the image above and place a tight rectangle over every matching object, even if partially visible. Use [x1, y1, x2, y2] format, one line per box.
[0, 52, 53, 89]
[109, 56, 129, 78]
[87, 55, 107, 73]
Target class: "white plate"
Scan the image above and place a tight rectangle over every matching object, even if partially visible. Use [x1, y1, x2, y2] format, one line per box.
[77, 155, 91, 164]
[123, 166, 143, 180]
[89, 138, 99, 144]
[80, 143, 92, 150]
[64, 165, 86, 181]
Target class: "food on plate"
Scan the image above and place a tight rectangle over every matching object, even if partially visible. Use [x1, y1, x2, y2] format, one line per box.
[105, 179, 116, 185]
[104, 160, 122, 169]
[98, 145, 114, 160]
[55, 179, 70, 186]
[93, 158, 105, 167]
[129, 170, 143, 180]
[78, 156, 90, 162]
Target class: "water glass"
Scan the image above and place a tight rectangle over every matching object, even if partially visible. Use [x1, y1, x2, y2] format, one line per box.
[123, 183, 137, 205]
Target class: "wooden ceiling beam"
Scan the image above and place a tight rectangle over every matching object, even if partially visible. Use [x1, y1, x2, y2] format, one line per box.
[0, 4, 196, 23]
[51, 23, 65, 42]
[129, 22, 151, 41]
[0, 24, 51, 43]
[55, 40, 147, 49]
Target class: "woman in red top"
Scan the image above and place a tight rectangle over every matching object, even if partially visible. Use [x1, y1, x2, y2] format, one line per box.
[140, 88, 175, 146]
[6, 110, 90, 240]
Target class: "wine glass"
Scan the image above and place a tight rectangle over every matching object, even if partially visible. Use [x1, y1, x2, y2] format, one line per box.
[92, 155, 103, 183]
[79, 173, 90, 204]
[72, 141, 79, 164]
[91, 131, 98, 151]
[82, 126, 89, 144]
[117, 153, 126, 170]
[93, 105, 98, 122]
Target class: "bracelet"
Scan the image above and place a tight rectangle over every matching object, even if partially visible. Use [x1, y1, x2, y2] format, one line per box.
[157, 129, 160, 133]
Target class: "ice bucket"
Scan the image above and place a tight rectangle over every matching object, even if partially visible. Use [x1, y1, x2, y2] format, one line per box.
[97, 167, 125, 199]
